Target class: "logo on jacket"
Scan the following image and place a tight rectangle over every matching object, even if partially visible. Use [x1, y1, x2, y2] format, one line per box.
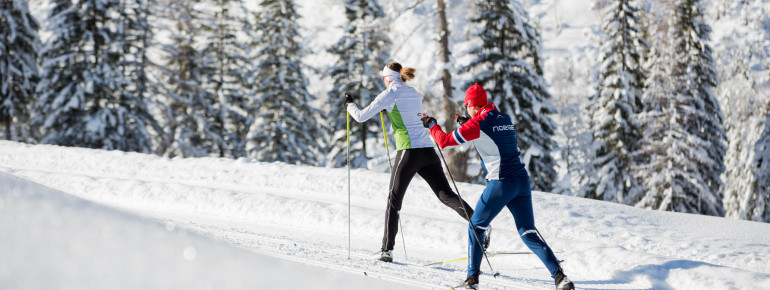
[492, 125, 516, 132]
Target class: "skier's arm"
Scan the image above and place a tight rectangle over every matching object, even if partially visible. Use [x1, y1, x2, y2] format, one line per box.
[428, 117, 481, 149]
[427, 118, 481, 149]
[427, 124, 458, 148]
[347, 90, 395, 122]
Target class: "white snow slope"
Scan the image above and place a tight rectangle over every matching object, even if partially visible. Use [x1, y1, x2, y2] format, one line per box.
[1, 141, 770, 290]
[0, 172, 403, 290]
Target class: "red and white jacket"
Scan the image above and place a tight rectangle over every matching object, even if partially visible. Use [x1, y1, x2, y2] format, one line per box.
[429, 103, 528, 181]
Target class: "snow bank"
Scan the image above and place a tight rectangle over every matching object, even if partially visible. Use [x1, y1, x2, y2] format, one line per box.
[0, 171, 406, 290]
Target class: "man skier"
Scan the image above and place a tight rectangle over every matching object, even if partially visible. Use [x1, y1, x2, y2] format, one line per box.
[421, 84, 574, 290]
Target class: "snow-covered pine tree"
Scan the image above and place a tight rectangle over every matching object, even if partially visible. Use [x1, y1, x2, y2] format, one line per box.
[682, 0, 728, 210]
[326, 0, 390, 169]
[246, 0, 324, 165]
[585, 0, 647, 203]
[548, 56, 594, 196]
[462, 0, 558, 191]
[115, 0, 164, 153]
[631, 18, 683, 213]
[197, 0, 253, 158]
[0, 0, 40, 142]
[32, 0, 79, 143]
[156, 0, 219, 157]
[631, 0, 726, 216]
[755, 108, 770, 222]
[33, 0, 130, 150]
[722, 71, 770, 221]
[719, 1, 770, 222]
[554, 94, 595, 197]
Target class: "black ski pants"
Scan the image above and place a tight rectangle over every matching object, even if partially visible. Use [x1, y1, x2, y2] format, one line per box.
[382, 147, 474, 252]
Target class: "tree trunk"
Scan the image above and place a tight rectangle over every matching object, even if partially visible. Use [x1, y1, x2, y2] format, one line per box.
[437, 0, 469, 182]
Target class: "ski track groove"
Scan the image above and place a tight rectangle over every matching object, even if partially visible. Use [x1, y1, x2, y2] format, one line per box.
[177, 220, 544, 290]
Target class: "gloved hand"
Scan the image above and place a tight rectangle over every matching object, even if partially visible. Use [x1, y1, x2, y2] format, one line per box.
[455, 113, 470, 126]
[344, 94, 354, 107]
[421, 114, 437, 129]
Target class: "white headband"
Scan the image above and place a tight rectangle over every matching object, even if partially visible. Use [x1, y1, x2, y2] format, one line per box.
[381, 66, 400, 82]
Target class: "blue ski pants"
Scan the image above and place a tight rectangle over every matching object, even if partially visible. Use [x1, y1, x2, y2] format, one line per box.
[467, 178, 562, 277]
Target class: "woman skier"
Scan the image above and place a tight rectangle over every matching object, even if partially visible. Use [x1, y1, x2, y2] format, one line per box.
[345, 62, 476, 263]
[421, 84, 574, 290]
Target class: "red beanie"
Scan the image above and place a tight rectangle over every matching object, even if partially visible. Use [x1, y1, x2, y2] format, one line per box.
[464, 83, 487, 108]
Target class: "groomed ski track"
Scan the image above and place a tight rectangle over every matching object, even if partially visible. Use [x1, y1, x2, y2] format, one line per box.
[174, 217, 544, 289]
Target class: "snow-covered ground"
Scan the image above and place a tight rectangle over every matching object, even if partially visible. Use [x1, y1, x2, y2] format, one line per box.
[0, 172, 404, 290]
[2, 140, 770, 289]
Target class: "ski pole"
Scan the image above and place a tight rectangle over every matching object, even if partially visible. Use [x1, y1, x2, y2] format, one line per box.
[535, 228, 566, 270]
[380, 110, 407, 261]
[347, 110, 351, 260]
[425, 117, 499, 277]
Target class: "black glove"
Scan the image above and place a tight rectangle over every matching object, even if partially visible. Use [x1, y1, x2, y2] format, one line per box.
[421, 114, 437, 129]
[455, 113, 470, 126]
[343, 94, 354, 107]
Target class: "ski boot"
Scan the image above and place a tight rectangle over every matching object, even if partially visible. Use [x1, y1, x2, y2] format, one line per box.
[450, 273, 479, 289]
[378, 250, 393, 263]
[554, 270, 575, 290]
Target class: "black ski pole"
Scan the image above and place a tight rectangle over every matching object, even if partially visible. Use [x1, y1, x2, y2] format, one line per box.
[425, 120, 499, 278]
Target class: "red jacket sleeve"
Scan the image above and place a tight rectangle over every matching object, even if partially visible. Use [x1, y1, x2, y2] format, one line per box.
[429, 124, 458, 148]
[429, 118, 481, 149]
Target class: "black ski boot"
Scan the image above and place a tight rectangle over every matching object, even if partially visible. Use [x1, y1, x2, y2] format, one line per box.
[378, 250, 393, 263]
[451, 273, 479, 289]
[554, 270, 574, 290]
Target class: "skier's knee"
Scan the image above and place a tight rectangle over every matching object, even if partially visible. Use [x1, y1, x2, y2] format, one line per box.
[436, 190, 456, 203]
[470, 224, 489, 234]
[518, 227, 540, 241]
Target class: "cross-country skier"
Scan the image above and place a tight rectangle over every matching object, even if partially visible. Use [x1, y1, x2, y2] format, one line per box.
[345, 62, 476, 263]
[421, 84, 574, 290]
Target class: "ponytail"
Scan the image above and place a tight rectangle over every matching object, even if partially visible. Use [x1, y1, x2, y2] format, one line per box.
[386, 62, 416, 82]
[400, 67, 416, 82]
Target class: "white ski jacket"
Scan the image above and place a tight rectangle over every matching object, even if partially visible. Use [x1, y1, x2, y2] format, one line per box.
[346, 80, 433, 150]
